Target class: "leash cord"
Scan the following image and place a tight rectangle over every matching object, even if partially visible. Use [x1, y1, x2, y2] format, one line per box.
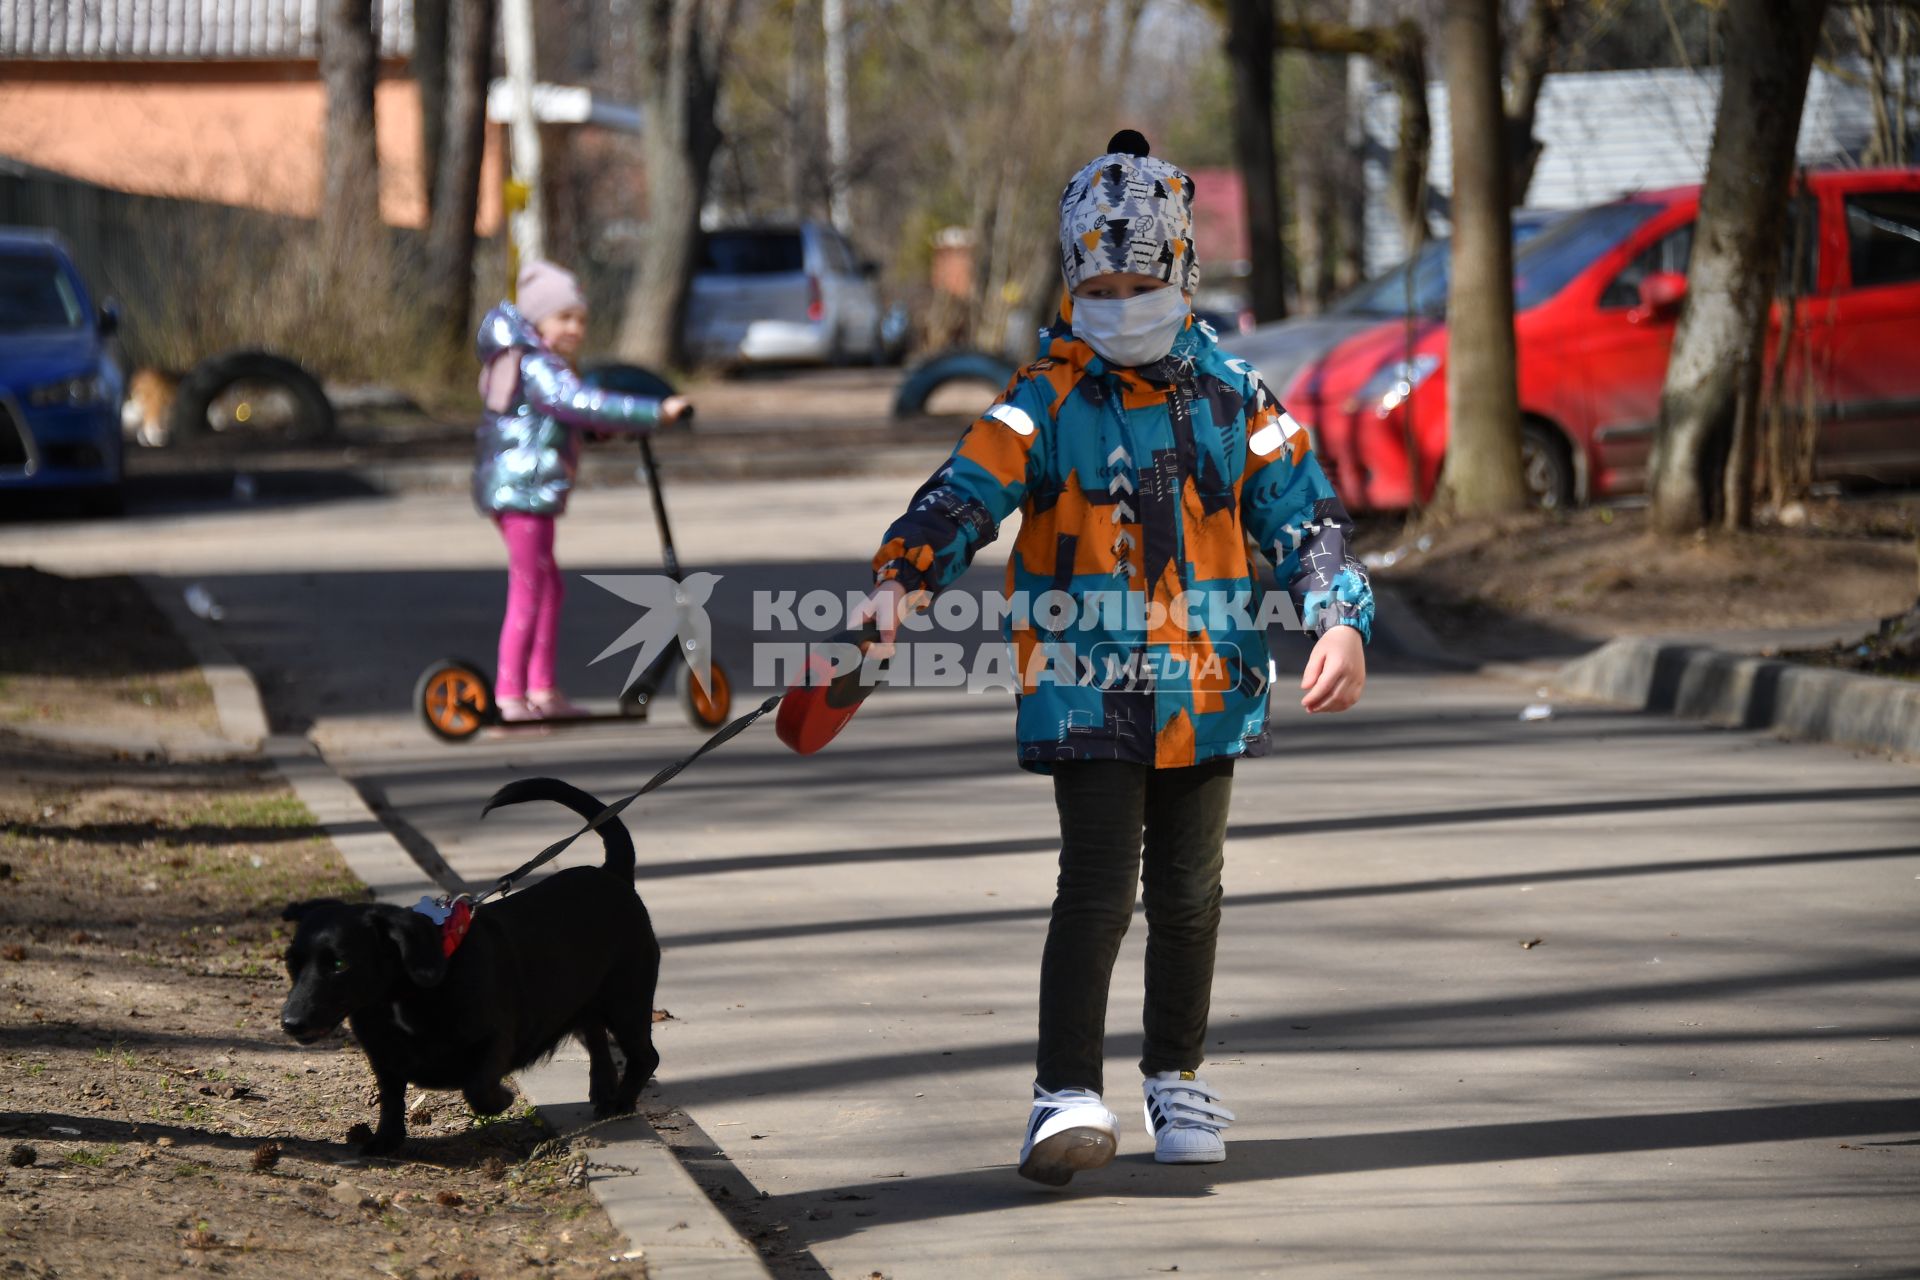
[478, 691, 784, 902]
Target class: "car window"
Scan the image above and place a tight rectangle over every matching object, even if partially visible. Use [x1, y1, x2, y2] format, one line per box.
[819, 231, 854, 276]
[698, 231, 805, 275]
[0, 252, 84, 331]
[1600, 225, 1695, 309]
[1598, 197, 1818, 309]
[1511, 201, 1663, 312]
[1330, 214, 1560, 318]
[1844, 192, 1920, 289]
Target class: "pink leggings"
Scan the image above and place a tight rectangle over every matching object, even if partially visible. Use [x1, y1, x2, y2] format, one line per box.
[494, 512, 564, 700]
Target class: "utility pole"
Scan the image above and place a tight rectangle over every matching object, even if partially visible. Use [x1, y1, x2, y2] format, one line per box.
[823, 0, 851, 231]
[501, 0, 545, 274]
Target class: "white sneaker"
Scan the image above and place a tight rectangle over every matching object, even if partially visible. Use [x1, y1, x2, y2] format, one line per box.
[1142, 1071, 1234, 1164]
[1017, 1085, 1118, 1186]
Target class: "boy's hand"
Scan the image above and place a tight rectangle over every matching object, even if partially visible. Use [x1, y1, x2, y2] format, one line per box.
[660, 395, 692, 425]
[851, 580, 914, 659]
[1300, 626, 1366, 714]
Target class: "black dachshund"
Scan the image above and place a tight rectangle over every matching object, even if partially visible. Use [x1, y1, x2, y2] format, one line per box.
[279, 778, 661, 1155]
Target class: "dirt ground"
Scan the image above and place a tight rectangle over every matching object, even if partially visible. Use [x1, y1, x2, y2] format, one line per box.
[0, 567, 216, 736]
[1367, 496, 1920, 661]
[0, 571, 642, 1279]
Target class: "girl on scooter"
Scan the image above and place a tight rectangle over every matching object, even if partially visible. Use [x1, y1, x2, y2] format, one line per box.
[473, 259, 691, 723]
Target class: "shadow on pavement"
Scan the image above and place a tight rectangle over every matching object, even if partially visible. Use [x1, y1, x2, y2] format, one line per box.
[657, 840, 1920, 951]
[661, 954, 1920, 1110]
[765, 1096, 1920, 1245]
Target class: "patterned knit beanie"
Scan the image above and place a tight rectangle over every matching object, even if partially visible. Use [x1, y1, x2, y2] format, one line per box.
[1057, 130, 1199, 293]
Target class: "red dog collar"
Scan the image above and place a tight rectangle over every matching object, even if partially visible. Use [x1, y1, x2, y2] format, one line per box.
[411, 894, 475, 957]
[440, 898, 474, 956]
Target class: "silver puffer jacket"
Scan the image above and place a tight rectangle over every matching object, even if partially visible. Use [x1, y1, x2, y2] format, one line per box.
[471, 302, 662, 516]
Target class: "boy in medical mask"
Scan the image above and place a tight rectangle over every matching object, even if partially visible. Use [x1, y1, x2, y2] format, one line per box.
[858, 131, 1373, 1186]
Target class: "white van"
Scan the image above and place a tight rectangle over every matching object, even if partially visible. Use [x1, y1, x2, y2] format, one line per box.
[683, 222, 884, 366]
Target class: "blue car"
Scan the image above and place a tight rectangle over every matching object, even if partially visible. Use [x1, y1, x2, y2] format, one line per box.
[0, 228, 125, 512]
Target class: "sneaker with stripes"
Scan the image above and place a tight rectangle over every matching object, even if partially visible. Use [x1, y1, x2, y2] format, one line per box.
[1142, 1071, 1233, 1164]
[1017, 1085, 1118, 1186]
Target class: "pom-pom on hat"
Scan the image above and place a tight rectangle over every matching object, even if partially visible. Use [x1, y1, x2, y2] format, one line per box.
[1057, 130, 1198, 294]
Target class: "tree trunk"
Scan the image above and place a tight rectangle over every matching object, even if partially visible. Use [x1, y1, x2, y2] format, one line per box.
[1503, 0, 1565, 206]
[320, 0, 382, 257]
[1294, 53, 1346, 313]
[618, 0, 739, 367]
[1648, 0, 1826, 537]
[414, 0, 450, 217]
[423, 0, 495, 357]
[1227, 0, 1288, 322]
[1432, 0, 1525, 517]
[1383, 23, 1431, 255]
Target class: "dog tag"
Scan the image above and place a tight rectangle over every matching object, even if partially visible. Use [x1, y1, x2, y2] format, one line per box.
[411, 895, 452, 925]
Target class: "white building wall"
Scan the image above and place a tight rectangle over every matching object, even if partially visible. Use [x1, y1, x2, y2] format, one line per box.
[1358, 64, 1904, 274]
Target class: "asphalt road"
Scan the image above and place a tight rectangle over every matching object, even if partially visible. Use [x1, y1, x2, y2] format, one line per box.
[6, 478, 1917, 1278]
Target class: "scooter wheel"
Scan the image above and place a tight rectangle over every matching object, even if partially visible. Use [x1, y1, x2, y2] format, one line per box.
[677, 658, 733, 728]
[416, 659, 494, 742]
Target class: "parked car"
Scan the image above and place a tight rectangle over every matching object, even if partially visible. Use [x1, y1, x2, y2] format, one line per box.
[0, 228, 125, 513]
[683, 221, 886, 366]
[1281, 169, 1920, 512]
[1223, 210, 1563, 395]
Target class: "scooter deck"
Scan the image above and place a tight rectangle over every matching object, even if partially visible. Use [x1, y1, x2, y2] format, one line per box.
[483, 709, 650, 733]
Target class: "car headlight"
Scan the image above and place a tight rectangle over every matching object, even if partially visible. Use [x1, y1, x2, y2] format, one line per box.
[1354, 354, 1440, 418]
[29, 375, 108, 408]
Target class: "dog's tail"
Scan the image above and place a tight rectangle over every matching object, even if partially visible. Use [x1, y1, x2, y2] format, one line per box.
[481, 778, 636, 882]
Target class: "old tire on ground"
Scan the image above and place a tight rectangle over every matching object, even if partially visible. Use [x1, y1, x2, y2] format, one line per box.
[892, 349, 1019, 419]
[582, 364, 679, 400]
[170, 349, 337, 443]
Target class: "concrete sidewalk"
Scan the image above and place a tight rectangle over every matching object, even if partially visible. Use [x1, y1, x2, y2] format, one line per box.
[8, 479, 1918, 1278]
[326, 676, 1920, 1279]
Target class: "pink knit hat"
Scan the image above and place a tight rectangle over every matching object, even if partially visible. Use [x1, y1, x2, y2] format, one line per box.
[516, 259, 586, 327]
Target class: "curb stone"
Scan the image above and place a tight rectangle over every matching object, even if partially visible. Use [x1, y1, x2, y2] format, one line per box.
[136, 579, 774, 1280]
[1555, 635, 1920, 757]
[137, 573, 271, 752]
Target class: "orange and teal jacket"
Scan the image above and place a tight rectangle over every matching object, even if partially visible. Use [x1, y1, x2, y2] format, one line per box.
[872, 306, 1374, 772]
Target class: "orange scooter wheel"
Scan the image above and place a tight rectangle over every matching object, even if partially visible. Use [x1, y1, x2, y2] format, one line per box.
[416, 659, 494, 742]
[678, 659, 733, 728]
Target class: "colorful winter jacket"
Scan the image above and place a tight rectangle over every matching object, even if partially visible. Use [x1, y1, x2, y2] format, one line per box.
[472, 302, 663, 517]
[872, 305, 1373, 772]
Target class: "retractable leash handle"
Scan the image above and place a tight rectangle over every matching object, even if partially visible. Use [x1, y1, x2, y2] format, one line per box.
[775, 620, 885, 756]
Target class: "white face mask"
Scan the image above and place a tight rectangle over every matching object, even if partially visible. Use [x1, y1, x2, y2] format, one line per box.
[1071, 285, 1189, 367]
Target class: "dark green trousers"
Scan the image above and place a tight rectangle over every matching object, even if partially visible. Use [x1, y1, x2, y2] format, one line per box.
[1036, 758, 1234, 1094]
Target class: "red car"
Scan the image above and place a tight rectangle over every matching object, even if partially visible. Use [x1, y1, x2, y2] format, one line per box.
[1281, 168, 1920, 511]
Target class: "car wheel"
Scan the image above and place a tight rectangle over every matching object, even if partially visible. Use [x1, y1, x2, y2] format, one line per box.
[1520, 422, 1576, 510]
